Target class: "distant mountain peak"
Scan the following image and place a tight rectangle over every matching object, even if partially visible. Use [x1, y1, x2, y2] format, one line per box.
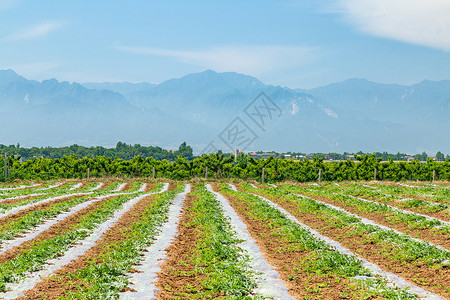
[0, 69, 22, 82]
[158, 69, 266, 91]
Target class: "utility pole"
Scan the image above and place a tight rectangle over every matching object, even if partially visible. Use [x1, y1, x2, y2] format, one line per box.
[318, 169, 322, 183]
[205, 167, 208, 179]
[87, 168, 90, 180]
[433, 170, 436, 181]
[262, 167, 265, 184]
[374, 168, 377, 181]
[152, 166, 155, 179]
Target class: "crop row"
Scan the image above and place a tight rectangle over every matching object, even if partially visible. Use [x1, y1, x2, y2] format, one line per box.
[216, 183, 422, 299]
[279, 184, 450, 248]
[240, 183, 450, 298]
[1, 180, 448, 299]
[0, 183, 163, 295]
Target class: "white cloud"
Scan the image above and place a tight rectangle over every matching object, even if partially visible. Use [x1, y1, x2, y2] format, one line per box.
[115, 45, 315, 77]
[9, 21, 64, 40]
[335, 0, 450, 51]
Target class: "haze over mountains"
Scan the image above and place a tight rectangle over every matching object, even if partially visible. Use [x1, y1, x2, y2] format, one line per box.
[1, 69, 449, 154]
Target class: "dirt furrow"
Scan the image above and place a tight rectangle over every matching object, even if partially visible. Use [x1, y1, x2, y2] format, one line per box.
[0, 195, 83, 229]
[297, 193, 450, 250]
[0, 194, 119, 264]
[0, 195, 42, 206]
[245, 188, 450, 299]
[210, 184, 365, 299]
[18, 184, 173, 299]
[154, 192, 205, 298]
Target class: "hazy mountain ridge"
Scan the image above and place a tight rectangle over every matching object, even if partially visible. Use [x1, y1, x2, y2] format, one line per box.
[0, 69, 449, 153]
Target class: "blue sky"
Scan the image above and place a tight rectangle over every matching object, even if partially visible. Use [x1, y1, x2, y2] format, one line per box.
[1, 0, 450, 89]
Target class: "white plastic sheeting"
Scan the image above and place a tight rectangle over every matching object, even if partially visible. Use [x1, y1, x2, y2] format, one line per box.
[0, 196, 102, 255]
[38, 182, 64, 190]
[69, 182, 83, 190]
[398, 183, 418, 188]
[240, 185, 444, 300]
[343, 193, 450, 228]
[119, 184, 190, 300]
[392, 194, 441, 207]
[115, 183, 127, 192]
[90, 182, 104, 191]
[295, 193, 450, 253]
[0, 192, 92, 219]
[209, 184, 294, 300]
[0, 184, 41, 191]
[137, 183, 147, 192]
[0, 184, 170, 299]
[0, 188, 141, 255]
[361, 184, 376, 189]
[358, 184, 443, 207]
[0, 193, 45, 204]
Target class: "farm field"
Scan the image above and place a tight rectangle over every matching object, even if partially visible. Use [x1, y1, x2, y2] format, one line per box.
[0, 179, 449, 299]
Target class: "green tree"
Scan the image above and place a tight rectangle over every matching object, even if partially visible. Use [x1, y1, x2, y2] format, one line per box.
[436, 151, 445, 162]
[175, 142, 193, 160]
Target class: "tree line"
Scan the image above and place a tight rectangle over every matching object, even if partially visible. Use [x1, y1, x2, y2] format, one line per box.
[0, 142, 193, 161]
[1, 153, 449, 182]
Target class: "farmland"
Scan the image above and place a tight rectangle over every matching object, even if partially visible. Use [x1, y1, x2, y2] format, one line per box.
[0, 179, 449, 299]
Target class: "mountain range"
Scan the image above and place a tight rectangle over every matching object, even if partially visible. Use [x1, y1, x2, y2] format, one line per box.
[1, 69, 449, 154]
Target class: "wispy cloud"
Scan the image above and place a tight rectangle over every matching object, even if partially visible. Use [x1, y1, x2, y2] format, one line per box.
[8, 21, 64, 41]
[334, 0, 450, 51]
[115, 45, 316, 76]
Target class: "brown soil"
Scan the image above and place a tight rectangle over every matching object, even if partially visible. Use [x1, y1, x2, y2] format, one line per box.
[19, 192, 159, 299]
[48, 182, 66, 189]
[155, 190, 227, 299]
[167, 183, 176, 191]
[390, 199, 450, 222]
[349, 194, 450, 223]
[296, 193, 450, 250]
[0, 195, 118, 264]
[372, 181, 450, 188]
[97, 182, 116, 191]
[211, 184, 371, 300]
[286, 183, 450, 225]
[119, 182, 131, 192]
[0, 195, 83, 233]
[71, 182, 84, 190]
[0, 183, 44, 190]
[144, 183, 156, 192]
[0, 195, 37, 206]
[241, 186, 450, 299]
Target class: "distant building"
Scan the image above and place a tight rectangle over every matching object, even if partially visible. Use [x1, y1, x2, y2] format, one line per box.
[250, 152, 276, 159]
